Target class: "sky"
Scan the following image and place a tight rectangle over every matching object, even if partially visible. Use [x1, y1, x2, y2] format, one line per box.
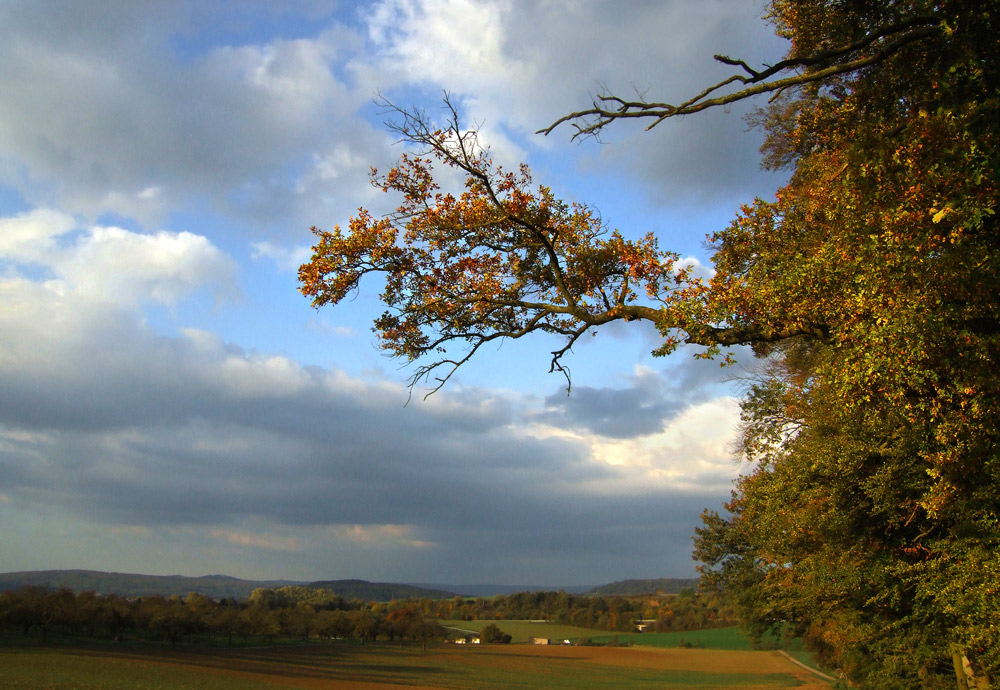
[0, 0, 788, 587]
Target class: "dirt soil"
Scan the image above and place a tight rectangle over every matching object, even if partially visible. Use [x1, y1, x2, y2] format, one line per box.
[66, 643, 834, 690]
[470, 645, 834, 689]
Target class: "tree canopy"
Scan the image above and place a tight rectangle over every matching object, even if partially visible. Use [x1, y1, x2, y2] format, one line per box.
[300, 1, 999, 687]
[299, 97, 709, 395]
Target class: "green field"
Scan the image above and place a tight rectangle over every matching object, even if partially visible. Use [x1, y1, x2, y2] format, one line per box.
[0, 642, 831, 690]
[438, 618, 602, 643]
[440, 621, 774, 650]
[588, 627, 833, 680]
[591, 626, 761, 650]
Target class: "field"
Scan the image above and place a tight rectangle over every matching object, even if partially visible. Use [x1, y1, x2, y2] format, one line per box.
[586, 626, 830, 677]
[438, 619, 600, 643]
[589, 627, 792, 650]
[439, 621, 793, 651]
[0, 642, 835, 689]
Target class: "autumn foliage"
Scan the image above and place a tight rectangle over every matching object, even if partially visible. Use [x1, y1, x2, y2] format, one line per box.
[299, 101, 712, 394]
[301, 1, 999, 687]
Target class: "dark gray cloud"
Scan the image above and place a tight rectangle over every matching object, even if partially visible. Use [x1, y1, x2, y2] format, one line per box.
[539, 351, 748, 439]
[0, 274, 737, 581]
[384, 0, 790, 205]
[542, 372, 684, 439]
[537, 1, 789, 205]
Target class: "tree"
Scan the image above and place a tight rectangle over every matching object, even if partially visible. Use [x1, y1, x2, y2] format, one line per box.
[212, 604, 245, 646]
[300, 96, 703, 396]
[300, 1, 998, 687]
[412, 617, 445, 651]
[143, 596, 199, 650]
[2, 586, 45, 638]
[349, 609, 379, 643]
[479, 622, 511, 644]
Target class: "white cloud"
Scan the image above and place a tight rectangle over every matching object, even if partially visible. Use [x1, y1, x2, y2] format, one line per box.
[524, 395, 743, 496]
[0, 208, 77, 263]
[219, 353, 311, 399]
[252, 240, 313, 272]
[364, 0, 785, 206]
[0, 209, 237, 308]
[61, 227, 238, 306]
[0, 0, 783, 235]
[0, 8, 374, 228]
[366, 0, 521, 90]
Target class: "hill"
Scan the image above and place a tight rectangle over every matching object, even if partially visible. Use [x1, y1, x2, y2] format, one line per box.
[0, 570, 302, 599]
[0, 570, 460, 601]
[585, 578, 699, 596]
[412, 583, 593, 597]
[308, 579, 457, 600]
[0, 570, 694, 601]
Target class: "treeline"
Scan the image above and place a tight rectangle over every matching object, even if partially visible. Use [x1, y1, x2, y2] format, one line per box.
[0, 585, 443, 649]
[0, 584, 735, 648]
[585, 578, 700, 597]
[427, 587, 735, 633]
[309, 579, 455, 601]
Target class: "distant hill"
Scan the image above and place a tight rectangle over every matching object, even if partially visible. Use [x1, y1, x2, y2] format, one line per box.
[414, 583, 594, 597]
[0, 570, 302, 599]
[0, 570, 460, 602]
[585, 578, 700, 596]
[0, 570, 693, 601]
[308, 579, 457, 600]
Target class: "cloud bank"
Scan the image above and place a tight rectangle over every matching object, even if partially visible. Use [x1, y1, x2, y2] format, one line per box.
[0, 1, 775, 584]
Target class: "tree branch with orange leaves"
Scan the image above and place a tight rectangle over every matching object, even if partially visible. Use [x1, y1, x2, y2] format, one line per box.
[299, 97, 719, 396]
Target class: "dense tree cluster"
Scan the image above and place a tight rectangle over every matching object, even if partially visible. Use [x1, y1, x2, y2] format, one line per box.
[478, 622, 512, 644]
[0, 585, 731, 649]
[0, 585, 442, 649]
[684, 3, 999, 688]
[422, 588, 734, 634]
[300, 1, 998, 687]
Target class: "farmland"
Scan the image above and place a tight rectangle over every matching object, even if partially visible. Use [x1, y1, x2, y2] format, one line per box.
[438, 619, 601, 644]
[0, 641, 834, 689]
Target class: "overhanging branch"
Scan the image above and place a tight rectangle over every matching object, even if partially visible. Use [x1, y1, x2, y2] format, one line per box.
[538, 17, 939, 139]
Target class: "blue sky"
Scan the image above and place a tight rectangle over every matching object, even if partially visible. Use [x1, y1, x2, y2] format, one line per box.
[0, 0, 786, 586]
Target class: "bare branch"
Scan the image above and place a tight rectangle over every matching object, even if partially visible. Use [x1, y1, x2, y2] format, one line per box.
[538, 17, 939, 138]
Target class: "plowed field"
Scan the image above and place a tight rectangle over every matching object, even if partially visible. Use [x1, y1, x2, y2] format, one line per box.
[1, 642, 834, 689]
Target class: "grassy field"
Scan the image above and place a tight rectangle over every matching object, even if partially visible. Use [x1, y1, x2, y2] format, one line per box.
[587, 626, 831, 675]
[440, 621, 782, 651]
[590, 626, 763, 650]
[0, 642, 834, 690]
[437, 619, 601, 643]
